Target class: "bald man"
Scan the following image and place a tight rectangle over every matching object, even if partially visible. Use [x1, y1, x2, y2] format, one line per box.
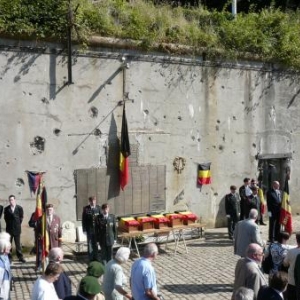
[232, 243, 267, 300]
[267, 181, 281, 242]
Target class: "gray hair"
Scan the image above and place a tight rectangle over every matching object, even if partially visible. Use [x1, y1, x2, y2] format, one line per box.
[115, 247, 130, 263]
[234, 287, 254, 300]
[0, 239, 11, 254]
[143, 243, 158, 257]
[0, 232, 10, 242]
[48, 247, 64, 262]
[249, 209, 258, 220]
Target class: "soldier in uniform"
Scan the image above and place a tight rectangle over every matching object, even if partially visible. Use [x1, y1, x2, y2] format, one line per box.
[82, 196, 101, 261]
[225, 185, 240, 240]
[46, 204, 62, 249]
[97, 203, 117, 265]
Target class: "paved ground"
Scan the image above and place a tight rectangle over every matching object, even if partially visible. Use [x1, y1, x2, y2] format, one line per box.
[10, 217, 300, 300]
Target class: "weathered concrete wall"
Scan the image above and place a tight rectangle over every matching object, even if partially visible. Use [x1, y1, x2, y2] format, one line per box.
[0, 39, 299, 246]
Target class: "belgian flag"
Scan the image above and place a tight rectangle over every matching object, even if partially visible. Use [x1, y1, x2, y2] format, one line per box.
[198, 163, 211, 185]
[280, 174, 292, 234]
[120, 105, 131, 190]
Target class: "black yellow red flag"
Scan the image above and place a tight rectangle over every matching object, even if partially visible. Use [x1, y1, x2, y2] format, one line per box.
[198, 163, 211, 186]
[120, 105, 131, 190]
[280, 174, 292, 234]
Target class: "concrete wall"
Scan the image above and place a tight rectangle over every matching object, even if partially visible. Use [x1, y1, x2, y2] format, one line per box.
[0, 39, 299, 246]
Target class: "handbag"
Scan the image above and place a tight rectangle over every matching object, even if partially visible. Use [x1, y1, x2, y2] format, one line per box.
[262, 244, 273, 274]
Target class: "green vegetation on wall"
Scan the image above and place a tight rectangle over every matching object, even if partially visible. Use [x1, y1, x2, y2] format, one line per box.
[0, 0, 300, 69]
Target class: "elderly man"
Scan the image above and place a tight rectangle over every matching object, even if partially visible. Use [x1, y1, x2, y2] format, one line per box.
[232, 243, 267, 300]
[131, 243, 160, 300]
[234, 209, 264, 257]
[239, 178, 251, 220]
[234, 287, 254, 300]
[48, 247, 72, 299]
[46, 204, 62, 249]
[267, 180, 281, 242]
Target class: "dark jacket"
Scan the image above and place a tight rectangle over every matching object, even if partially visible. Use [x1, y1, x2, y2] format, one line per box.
[4, 205, 23, 235]
[257, 286, 282, 300]
[267, 189, 281, 217]
[225, 193, 240, 219]
[97, 213, 116, 247]
[82, 205, 101, 234]
[53, 271, 72, 299]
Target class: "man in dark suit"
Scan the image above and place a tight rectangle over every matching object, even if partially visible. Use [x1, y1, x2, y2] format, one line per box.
[257, 271, 288, 300]
[225, 185, 240, 240]
[239, 177, 250, 220]
[4, 195, 26, 262]
[82, 196, 101, 261]
[267, 181, 281, 242]
[97, 203, 116, 264]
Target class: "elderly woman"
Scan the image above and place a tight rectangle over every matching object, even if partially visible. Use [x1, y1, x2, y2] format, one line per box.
[0, 237, 11, 300]
[102, 247, 132, 300]
[31, 262, 62, 300]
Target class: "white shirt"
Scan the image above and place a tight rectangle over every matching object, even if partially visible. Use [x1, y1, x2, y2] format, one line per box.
[31, 276, 59, 300]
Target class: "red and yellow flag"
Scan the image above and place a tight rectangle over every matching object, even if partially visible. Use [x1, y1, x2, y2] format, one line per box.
[280, 175, 292, 234]
[120, 105, 131, 190]
[34, 181, 43, 220]
[198, 163, 211, 185]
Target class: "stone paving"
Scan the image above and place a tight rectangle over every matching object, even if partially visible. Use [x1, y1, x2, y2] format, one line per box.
[10, 217, 300, 300]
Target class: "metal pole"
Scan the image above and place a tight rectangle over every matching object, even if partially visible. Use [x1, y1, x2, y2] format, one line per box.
[232, 0, 237, 17]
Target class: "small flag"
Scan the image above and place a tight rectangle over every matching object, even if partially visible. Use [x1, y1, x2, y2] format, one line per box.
[119, 105, 131, 190]
[198, 163, 211, 186]
[280, 174, 292, 234]
[26, 171, 43, 195]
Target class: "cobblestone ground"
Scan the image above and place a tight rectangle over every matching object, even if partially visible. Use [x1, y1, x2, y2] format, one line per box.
[11, 217, 300, 300]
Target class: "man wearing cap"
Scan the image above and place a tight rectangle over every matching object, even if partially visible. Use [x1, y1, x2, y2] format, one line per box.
[4, 195, 26, 263]
[225, 185, 240, 240]
[64, 276, 102, 300]
[46, 204, 62, 249]
[82, 196, 101, 261]
[97, 203, 117, 264]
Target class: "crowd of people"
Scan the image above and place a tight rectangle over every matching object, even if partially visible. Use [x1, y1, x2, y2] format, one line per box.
[1, 177, 299, 300]
[0, 194, 163, 300]
[229, 177, 300, 300]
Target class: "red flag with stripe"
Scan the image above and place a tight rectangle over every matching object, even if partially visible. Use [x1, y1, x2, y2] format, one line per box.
[280, 174, 292, 234]
[120, 105, 131, 190]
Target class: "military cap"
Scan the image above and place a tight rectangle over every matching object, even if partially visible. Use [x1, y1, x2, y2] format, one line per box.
[79, 276, 101, 295]
[87, 261, 105, 278]
[46, 204, 53, 208]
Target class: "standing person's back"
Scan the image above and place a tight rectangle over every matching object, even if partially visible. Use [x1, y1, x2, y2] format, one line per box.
[131, 243, 160, 300]
[234, 209, 264, 257]
[283, 232, 300, 300]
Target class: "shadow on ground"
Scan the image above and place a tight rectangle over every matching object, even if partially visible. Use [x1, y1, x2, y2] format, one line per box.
[162, 283, 233, 294]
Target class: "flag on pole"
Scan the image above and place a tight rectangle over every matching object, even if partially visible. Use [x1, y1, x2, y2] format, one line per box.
[280, 174, 292, 234]
[119, 105, 131, 190]
[26, 171, 43, 195]
[198, 163, 211, 186]
[34, 183, 49, 271]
